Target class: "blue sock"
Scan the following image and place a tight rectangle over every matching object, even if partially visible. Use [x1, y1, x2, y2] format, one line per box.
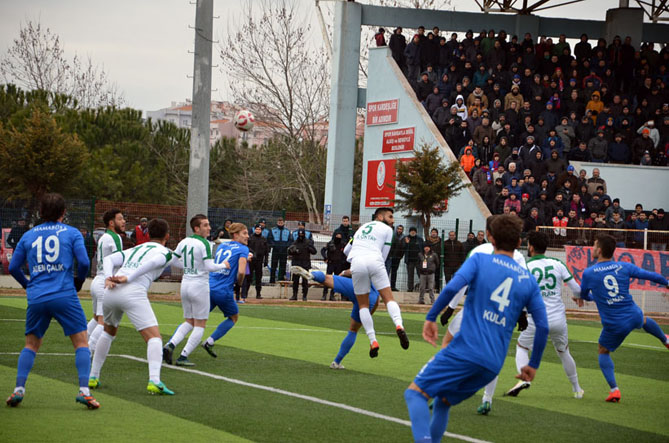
[430, 399, 451, 443]
[335, 331, 357, 364]
[16, 348, 36, 388]
[75, 347, 91, 389]
[598, 353, 617, 389]
[642, 318, 666, 343]
[211, 318, 235, 342]
[404, 389, 432, 443]
[311, 271, 325, 283]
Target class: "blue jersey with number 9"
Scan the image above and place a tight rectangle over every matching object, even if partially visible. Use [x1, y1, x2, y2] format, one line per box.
[10, 222, 89, 304]
[209, 241, 249, 295]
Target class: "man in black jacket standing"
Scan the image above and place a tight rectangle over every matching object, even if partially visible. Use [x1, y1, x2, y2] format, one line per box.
[247, 225, 269, 299]
[404, 227, 424, 292]
[288, 229, 316, 301]
[322, 232, 348, 301]
[388, 225, 405, 291]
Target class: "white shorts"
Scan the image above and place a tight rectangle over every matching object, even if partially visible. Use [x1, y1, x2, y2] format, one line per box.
[447, 309, 464, 336]
[103, 283, 158, 331]
[350, 256, 390, 295]
[180, 279, 210, 320]
[90, 275, 106, 317]
[517, 316, 569, 353]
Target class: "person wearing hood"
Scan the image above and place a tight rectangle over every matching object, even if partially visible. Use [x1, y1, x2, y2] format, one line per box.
[459, 145, 476, 176]
[586, 91, 604, 124]
[504, 147, 524, 173]
[472, 162, 492, 197]
[546, 149, 567, 175]
[287, 229, 317, 301]
[485, 177, 504, 210]
[608, 133, 631, 164]
[416, 72, 434, 101]
[503, 84, 524, 110]
[451, 94, 468, 120]
[389, 27, 407, 71]
[247, 224, 269, 299]
[588, 128, 608, 162]
[432, 98, 452, 132]
[555, 117, 576, 154]
[494, 136, 512, 163]
[437, 73, 453, 97]
[424, 86, 443, 114]
[540, 101, 559, 130]
[404, 34, 422, 83]
[542, 135, 564, 160]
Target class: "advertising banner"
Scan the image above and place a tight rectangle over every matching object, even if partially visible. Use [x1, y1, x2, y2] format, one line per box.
[382, 127, 415, 154]
[366, 99, 399, 126]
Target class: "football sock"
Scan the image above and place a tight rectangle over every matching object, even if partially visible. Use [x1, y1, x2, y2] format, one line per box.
[147, 337, 162, 384]
[430, 399, 451, 443]
[75, 347, 92, 389]
[515, 346, 530, 373]
[169, 322, 194, 347]
[211, 318, 235, 342]
[358, 308, 377, 344]
[79, 387, 91, 396]
[181, 326, 205, 357]
[482, 376, 498, 403]
[16, 348, 36, 388]
[642, 318, 666, 343]
[386, 300, 404, 328]
[91, 332, 114, 378]
[311, 271, 325, 283]
[404, 389, 432, 443]
[88, 324, 104, 353]
[558, 349, 582, 392]
[598, 353, 617, 390]
[335, 331, 357, 364]
[87, 318, 98, 336]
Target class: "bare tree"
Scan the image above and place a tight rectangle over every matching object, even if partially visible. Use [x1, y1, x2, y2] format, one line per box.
[0, 20, 124, 108]
[220, 0, 330, 223]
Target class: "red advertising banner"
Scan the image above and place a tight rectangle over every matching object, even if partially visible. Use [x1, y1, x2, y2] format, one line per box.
[365, 159, 396, 208]
[565, 246, 669, 292]
[382, 127, 415, 154]
[366, 99, 399, 126]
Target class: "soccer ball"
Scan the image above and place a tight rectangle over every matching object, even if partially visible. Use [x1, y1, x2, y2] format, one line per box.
[234, 110, 255, 132]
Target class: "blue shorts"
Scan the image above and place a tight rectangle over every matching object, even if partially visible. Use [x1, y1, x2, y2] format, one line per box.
[413, 348, 497, 406]
[210, 290, 239, 318]
[25, 295, 87, 338]
[332, 276, 380, 323]
[599, 309, 643, 352]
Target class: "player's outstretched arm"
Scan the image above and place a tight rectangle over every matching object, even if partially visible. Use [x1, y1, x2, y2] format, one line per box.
[628, 264, 669, 288]
[427, 256, 477, 324]
[526, 283, 549, 370]
[8, 243, 28, 289]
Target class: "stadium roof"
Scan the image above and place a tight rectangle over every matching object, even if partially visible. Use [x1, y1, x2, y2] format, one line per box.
[473, 0, 668, 21]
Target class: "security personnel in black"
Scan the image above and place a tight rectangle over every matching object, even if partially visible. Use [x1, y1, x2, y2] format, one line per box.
[287, 229, 316, 300]
[321, 232, 348, 301]
[247, 224, 269, 299]
[269, 217, 291, 283]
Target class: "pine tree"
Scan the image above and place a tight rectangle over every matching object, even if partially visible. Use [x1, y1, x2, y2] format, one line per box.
[394, 143, 470, 238]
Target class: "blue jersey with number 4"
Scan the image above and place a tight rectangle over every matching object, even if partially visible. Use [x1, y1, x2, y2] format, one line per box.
[428, 253, 547, 373]
[9, 222, 90, 304]
[209, 241, 249, 295]
[580, 261, 668, 330]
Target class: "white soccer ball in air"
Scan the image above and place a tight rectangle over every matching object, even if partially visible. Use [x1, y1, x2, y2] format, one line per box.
[234, 110, 255, 132]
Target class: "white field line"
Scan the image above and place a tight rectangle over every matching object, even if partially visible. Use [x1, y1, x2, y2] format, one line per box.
[0, 351, 490, 443]
[1, 318, 666, 349]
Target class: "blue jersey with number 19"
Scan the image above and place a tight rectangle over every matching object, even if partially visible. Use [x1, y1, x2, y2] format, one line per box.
[209, 241, 249, 295]
[428, 253, 547, 373]
[580, 261, 668, 330]
[9, 222, 90, 304]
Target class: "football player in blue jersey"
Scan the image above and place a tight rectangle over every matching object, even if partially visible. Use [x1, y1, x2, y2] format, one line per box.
[6, 193, 99, 409]
[291, 266, 380, 369]
[578, 234, 669, 403]
[202, 223, 250, 357]
[404, 215, 548, 442]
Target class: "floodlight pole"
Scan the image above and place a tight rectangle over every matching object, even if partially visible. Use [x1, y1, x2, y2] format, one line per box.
[186, 0, 214, 235]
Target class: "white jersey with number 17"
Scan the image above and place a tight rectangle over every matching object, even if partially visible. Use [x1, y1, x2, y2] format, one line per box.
[345, 221, 393, 262]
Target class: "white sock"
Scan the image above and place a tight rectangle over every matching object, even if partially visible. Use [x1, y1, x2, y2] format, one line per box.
[358, 308, 377, 344]
[169, 322, 194, 347]
[205, 336, 215, 346]
[86, 318, 98, 336]
[515, 345, 530, 373]
[181, 326, 205, 358]
[90, 332, 114, 378]
[147, 337, 162, 384]
[558, 348, 582, 392]
[386, 300, 404, 329]
[610, 387, 619, 392]
[79, 387, 90, 395]
[482, 376, 498, 403]
[88, 324, 104, 353]
[14, 387, 25, 394]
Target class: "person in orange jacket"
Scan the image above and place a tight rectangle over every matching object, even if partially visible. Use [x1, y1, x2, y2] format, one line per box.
[460, 146, 476, 176]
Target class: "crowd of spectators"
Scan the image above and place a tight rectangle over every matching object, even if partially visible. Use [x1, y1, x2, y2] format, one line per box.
[376, 26, 668, 166]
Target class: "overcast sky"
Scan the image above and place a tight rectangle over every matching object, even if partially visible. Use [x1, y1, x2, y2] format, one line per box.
[0, 0, 627, 112]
